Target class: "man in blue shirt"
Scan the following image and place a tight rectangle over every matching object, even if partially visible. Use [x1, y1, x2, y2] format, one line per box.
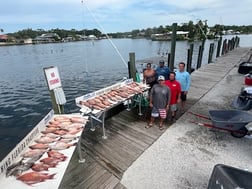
[175, 62, 191, 113]
[155, 60, 170, 80]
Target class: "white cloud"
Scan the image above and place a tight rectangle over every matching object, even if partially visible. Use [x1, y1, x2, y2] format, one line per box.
[0, 0, 251, 33]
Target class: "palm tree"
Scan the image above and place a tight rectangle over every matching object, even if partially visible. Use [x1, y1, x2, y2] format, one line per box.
[0, 29, 3, 33]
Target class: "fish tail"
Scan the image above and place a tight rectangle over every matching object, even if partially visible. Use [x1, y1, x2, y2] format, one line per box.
[48, 173, 56, 179]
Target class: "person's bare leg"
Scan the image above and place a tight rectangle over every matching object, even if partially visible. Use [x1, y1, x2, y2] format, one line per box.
[181, 101, 186, 112]
[159, 118, 165, 130]
[146, 117, 155, 129]
[171, 111, 176, 122]
[149, 117, 155, 125]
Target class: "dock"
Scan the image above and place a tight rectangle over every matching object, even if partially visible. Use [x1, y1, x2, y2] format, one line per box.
[59, 47, 252, 189]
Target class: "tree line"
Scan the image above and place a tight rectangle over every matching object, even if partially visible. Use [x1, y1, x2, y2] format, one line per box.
[1, 20, 252, 42]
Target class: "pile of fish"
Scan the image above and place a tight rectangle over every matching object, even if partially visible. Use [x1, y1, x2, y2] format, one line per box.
[6, 115, 87, 186]
[79, 82, 147, 110]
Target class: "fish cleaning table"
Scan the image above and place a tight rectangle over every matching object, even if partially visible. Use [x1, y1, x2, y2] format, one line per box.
[75, 79, 149, 139]
[0, 110, 88, 188]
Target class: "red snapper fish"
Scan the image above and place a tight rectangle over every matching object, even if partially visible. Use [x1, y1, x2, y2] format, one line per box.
[29, 143, 49, 149]
[42, 132, 60, 139]
[41, 127, 58, 134]
[54, 116, 70, 122]
[70, 117, 87, 124]
[47, 150, 67, 160]
[35, 136, 58, 144]
[40, 157, 64, 166]
[49, 141, 76, 150]
[31, 163, 51, 172]
[17, 172, 55, 185]
[21, 149, 47, 158]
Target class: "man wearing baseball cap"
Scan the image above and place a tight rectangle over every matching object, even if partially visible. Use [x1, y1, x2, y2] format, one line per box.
[146, 75, 171, 130]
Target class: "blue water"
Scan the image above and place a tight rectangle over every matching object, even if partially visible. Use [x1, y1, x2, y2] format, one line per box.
[0, 35, 251, 160]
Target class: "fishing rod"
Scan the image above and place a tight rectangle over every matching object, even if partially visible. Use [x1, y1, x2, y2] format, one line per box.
[81, 0, 128, 68]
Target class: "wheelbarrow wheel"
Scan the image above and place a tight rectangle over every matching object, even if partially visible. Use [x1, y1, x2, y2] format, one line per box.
[231, 127, 248, 138]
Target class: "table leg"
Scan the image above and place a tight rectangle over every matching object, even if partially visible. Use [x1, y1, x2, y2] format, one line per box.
[101, 112, 108, 139]
[138, 94, 143, 116]
[90, 115, 96, 131]
[77, 131, 86, 163]
[126, 99, 131, 111]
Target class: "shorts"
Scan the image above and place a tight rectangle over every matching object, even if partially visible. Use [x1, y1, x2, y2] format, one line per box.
[181, 91, 187, 101]
[170, 104, 177, 112]
[151, 107, 167, 119]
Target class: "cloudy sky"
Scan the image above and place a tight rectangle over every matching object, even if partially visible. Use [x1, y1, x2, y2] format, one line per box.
[0, 0, 251, 33]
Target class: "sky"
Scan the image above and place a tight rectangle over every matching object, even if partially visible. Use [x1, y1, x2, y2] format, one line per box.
[0, 0, 251, 34]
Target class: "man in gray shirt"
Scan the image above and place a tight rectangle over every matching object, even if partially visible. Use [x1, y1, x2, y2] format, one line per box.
[146, 75, 171, 130]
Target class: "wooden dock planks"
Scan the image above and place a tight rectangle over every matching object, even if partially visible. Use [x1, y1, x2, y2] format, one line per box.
[59, 108, 166, 189]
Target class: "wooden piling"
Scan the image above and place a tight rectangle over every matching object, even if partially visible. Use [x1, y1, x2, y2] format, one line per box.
[186, 43, 194, 73]
[129, 52, 137, 82]
[169, 23, 177, 71]
[196, 45, 203, 69]
[222, 39, 227, 55]
[236, 36, 240, 47]
[216, 37, 222, 58]
[208, 43, 214, 63]
[167, 53, 171, 68]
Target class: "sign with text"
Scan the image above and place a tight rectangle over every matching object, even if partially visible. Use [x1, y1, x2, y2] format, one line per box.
[44, 66, 62, 90]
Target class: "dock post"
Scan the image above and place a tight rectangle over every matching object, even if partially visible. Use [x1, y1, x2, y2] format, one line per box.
[222, 39, 227, 55]
[196, 45, 203, 69]
[216, 37, 222, 58]
[208, 43, 214, 63]
[169, 23, 177, 71]
[187, 43, 194, 73]
[236, 36, 240, 47]
[197, 39, 205, 69]
[167, 53, 171, 68]
[129, 52, 137, 82]
[43, 67, 64, 114]
[49, 91, 64, 114]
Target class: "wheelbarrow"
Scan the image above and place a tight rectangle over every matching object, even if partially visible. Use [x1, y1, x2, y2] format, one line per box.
[188, 110, 252, 138]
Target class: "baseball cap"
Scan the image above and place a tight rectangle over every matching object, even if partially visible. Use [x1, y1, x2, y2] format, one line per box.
[158, 75, 165, 81]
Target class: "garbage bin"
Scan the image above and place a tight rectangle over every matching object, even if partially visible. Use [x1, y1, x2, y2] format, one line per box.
[208, 164, 252, 189]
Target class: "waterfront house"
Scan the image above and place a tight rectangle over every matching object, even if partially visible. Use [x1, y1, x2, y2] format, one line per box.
[0, 34, 8, 43]
[151, 31, 189, 41]
[33, 33, 61, 43]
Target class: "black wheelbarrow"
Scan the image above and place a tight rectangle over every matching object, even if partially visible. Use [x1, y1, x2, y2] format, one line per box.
[189, 110, 252, 138]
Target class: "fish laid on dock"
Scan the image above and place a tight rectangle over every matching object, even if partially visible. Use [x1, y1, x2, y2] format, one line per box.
[29, 143, 49, 149]
[35, 136, 58, 144]
[31, 163, 51, 172]
[49, 141, 76, 150]
[40, 157, 65, 166]
[42, 133, 60, 138]
[17, 172, 56, 185]
[47, 150, 67, 160]
[22, 149, 47, 158]
[60, 133, 78, 139]
[79, 81, 147, 110]
[6, 154, 43, 177]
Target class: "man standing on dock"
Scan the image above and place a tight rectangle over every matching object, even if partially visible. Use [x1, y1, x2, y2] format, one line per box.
[146, 75, 170, 130]
[155, 60, 170, 80]
[175, 62, 191, 113]
[165, 72, 181, 123]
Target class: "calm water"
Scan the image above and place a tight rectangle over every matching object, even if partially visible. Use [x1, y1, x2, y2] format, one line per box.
[0, 35, 251, 160]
